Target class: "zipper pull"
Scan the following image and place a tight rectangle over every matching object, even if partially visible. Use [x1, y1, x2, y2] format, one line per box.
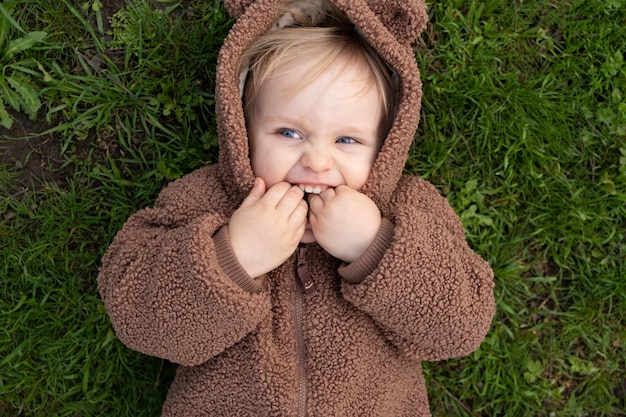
[296, 247, 317, 298]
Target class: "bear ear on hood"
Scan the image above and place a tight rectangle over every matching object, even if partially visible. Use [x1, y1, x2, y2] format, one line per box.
[368, 0, 428, 46]
[224, 0, 427, 45]
[224, 0, 428, 46]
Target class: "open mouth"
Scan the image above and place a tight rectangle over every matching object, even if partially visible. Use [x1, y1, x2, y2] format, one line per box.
[297, 184, 328, 194]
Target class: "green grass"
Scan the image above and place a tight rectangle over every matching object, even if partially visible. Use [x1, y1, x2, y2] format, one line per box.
[1, 0, 625, 415]
[1, 169, 174, 415]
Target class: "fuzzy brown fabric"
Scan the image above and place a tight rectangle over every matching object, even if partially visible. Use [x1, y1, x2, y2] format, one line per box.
[98, 0, 495, 416]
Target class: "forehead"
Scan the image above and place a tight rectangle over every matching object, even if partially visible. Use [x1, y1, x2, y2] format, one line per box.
[255, 55, 379, 107]
[273, 55, 377, 99]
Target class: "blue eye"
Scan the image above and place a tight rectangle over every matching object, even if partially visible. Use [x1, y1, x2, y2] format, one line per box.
[336, 137, 357, 144]
[279, 129, 301, 139]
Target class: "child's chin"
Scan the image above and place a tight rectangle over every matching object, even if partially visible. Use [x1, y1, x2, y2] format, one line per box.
[301, 230, 317, 244]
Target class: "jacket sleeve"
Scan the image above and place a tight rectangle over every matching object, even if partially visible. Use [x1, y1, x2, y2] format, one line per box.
[340, 176, 495, 361]
[97, 167, 271, 366]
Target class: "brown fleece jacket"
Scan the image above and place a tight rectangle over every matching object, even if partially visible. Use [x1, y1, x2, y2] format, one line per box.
[98, 0, 496, 416]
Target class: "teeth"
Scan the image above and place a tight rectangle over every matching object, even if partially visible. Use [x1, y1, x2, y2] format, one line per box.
[297, 184, 326, 194]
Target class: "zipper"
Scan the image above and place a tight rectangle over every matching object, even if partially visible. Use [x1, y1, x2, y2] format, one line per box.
[294, 284, 307, 417]
[296, 246, 317, 298]
[294, 246, 315, 417]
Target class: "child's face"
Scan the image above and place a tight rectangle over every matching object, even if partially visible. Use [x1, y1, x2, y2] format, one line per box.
[248, 59, 383, 242]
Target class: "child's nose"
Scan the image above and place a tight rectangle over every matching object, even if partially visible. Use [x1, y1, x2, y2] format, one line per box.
[301, 145, 333, 172]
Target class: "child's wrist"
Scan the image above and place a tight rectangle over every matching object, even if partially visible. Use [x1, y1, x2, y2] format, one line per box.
[214, 226, 264, 292]
[339, 218, 394, 283]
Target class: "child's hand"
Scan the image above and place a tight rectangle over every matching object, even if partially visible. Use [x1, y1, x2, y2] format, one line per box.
[308, 186, 381, 263]
[229, 178, 308, 278]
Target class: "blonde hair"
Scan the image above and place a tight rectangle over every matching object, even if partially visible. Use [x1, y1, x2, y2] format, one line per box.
[238, 1, 395, 139]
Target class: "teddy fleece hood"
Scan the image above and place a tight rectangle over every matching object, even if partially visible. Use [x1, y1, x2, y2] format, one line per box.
[215, 0, 428, 213]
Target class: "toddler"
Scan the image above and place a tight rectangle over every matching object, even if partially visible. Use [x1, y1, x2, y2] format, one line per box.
[98, 0, 496, 415]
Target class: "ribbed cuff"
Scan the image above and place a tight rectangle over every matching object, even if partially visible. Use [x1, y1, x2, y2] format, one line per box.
[213, 226, 264, 294]
[338, 218, 394, 284]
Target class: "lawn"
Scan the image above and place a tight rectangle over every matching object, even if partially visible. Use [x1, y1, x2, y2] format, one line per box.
[1, 0, 625, 416]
